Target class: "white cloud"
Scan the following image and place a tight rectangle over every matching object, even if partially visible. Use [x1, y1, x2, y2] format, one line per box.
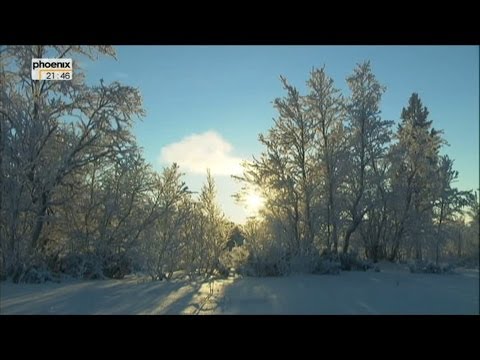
[159, 131, 243, 176]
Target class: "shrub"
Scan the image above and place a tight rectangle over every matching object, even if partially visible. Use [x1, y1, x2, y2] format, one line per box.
[243, 255, 288, 277]
[59, 253, 104, 280]
[409, 261, 456, 274]
[312, 259, 341, 275]
[10, 262, 54, 284]
[21, 265, 54, 283]
[219, 245, 249, 275]
[103, 253, 132, 279]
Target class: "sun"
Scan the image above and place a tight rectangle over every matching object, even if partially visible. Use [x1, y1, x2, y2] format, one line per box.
[245, 190, 265, 216]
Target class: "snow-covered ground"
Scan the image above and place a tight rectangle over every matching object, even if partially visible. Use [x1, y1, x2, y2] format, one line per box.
[1, 264, 478, 315]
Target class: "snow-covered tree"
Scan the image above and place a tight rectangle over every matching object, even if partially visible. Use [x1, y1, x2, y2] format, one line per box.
[464, 191, 479, 263]
[388, 93, 444, 261]
[142, 163, 190, 280]
[432, 156, 474, 264]
[199, 170, 230, 276]
[237, 75, 321, 259]
[0, 45, 144, 280]
[341, 61, 392, 254]
[306, 65, 347, 253]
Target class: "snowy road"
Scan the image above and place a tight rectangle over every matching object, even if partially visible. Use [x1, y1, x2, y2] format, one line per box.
[1, 267, 478, 315]
[218, 269, 479, 314]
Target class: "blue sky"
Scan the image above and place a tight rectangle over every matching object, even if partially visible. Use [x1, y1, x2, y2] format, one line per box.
[84, 46, 479, 223]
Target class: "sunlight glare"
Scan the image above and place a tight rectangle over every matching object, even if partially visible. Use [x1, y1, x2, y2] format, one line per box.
[245, 190, 265, 216]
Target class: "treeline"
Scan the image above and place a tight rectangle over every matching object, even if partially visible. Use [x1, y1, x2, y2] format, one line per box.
[0, 46, 232, 282]
[0, 46, 478, 283]
[234, 62, 479, 275]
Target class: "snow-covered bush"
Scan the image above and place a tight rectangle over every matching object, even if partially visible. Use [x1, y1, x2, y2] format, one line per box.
[312, 259, 341, 275]
[317, 249, 372, 272]
[452, 253, 479, 269]
[338, 251, 372, 271]
[10, 261, 54, 284]
[242, 245, 290, 277]
[243, 255, 283, 277]
[243, 257, 286, 277]
[241, 249, 337, 276]
[21, 265, 54, 283]
[59, 254, 105, 280]
[288, 253, 318, 274]
[103, 253, 133, 279]
[219, 245, 249, 274]
[235, 219, 288, 276]
[441, 264, 456, 274]
[408, 261, 456, 274]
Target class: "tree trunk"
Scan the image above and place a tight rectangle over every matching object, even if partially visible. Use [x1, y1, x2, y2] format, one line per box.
[436, 203, 445, 266]
[343, 210, 363, 254]
[436, 225, 442, 266]
[328, 176, 338, 253]
[456, 230, 462, 258]
[389, 223, 404, 262]
[31, 191, 49, 251]
[293, 198, 300, 253]
[304, 198, 313, 255]
[343, 114, 366, 254]
[415, 239, 423, 262]
[343, 223, 358, 254]
[332, 218, 338, 254]
[0, 104, 4, 274]
[343, 229, 353, 254]
[326, 204, 331, 250]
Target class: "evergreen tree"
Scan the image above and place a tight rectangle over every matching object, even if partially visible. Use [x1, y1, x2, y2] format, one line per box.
[388, 93, 444, 261]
